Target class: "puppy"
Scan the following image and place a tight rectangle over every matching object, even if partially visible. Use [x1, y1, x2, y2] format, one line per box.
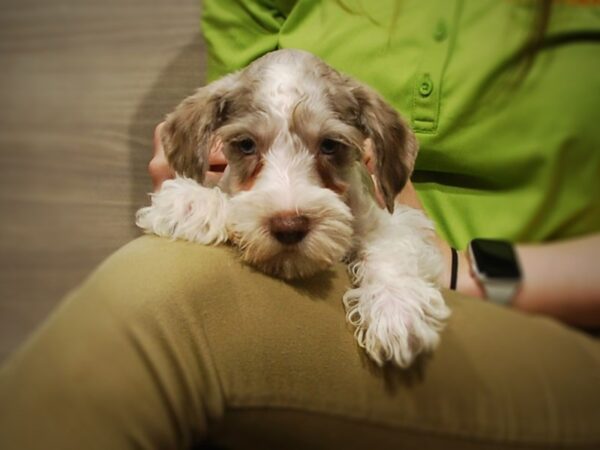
[137, 49, 450, 368]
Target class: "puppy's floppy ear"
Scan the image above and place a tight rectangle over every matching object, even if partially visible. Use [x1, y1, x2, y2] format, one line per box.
[349, 80, 418, 213]
[161, 73, 239, 183]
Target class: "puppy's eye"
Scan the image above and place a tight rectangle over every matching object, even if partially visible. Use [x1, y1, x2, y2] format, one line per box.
[236, 138, 256, 155]
[320, 138, 340, 155]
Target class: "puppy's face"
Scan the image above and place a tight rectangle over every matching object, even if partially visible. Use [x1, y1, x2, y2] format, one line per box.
[161, 49, 418, 279]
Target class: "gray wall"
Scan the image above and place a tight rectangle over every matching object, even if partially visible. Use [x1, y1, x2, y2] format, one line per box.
[0, 0, 206, 360]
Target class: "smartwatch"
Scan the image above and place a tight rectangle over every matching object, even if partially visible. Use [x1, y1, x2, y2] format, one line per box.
[467, 239, 522, 305]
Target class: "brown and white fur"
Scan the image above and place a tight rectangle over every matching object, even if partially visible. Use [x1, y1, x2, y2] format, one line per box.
[136, 49, 450, 368]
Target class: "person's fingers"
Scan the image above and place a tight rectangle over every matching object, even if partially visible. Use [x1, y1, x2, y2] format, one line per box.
[149, 156, 175, 192]
[149, 122, 175, 191]
[209, 138, 227, 168]
[152, 122, 166, 158]
[395, 180, 424, 210]
[206, 139, 227, 184]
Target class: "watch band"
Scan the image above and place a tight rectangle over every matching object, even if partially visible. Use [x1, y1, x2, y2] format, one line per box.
[481, 279, 521, 306]
[467, 239, 522, 306]
[449, 247, 458, 290]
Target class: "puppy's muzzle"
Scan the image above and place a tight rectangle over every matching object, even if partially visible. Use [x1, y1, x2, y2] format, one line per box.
[269, 212, 310, 245]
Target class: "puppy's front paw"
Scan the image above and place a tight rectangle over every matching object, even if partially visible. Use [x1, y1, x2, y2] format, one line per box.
[343, 281, 450, 368]
[136, 177, 229, 245]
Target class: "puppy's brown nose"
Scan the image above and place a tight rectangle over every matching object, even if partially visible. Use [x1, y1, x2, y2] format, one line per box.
[269, 213, 310, 245]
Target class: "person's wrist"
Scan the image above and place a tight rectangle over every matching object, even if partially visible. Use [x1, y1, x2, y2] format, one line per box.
[438, 240, 484, 298]
[456, 249, 485, 298]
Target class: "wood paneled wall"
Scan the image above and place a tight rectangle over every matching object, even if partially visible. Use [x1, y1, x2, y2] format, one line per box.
[0, 0, 206, 360]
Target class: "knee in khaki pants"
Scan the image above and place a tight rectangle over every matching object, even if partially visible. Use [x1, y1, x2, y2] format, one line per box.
[1, 236, 599, 450]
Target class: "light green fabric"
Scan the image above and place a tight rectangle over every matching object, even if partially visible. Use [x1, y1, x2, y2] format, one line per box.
[202, 0, 600, 248]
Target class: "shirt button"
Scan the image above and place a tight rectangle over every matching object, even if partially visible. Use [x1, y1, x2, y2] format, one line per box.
[434, 20, 448, 42]
[419, 74, 434, 97]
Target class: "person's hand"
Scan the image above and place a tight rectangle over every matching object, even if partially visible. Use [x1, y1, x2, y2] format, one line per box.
[148, 122, 175, 191]
[392, 173, 600, 326]
[205, 139, 228, 186]
[148, 122, 228, 191]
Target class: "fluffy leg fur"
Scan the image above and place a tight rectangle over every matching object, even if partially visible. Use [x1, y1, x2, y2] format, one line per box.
[343, 205, 450, 367]
[136, 177, 229, 245]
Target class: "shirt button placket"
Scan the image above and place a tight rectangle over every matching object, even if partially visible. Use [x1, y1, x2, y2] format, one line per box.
[412, 1, 456, 134]
[419, 74, 434, 97]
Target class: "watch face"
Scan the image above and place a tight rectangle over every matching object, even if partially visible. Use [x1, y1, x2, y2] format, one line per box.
[470, 239, 521, 278]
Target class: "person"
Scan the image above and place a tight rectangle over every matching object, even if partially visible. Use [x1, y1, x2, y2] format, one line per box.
[1, 1, 599, 449]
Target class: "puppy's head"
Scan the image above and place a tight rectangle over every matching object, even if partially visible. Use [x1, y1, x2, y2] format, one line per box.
[161, 49, 418, 278]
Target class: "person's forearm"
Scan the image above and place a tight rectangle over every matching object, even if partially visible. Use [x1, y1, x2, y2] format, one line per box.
[512, 236, 600, 327]
[450, 235, 600, 327]
[394, 180, 599, 327]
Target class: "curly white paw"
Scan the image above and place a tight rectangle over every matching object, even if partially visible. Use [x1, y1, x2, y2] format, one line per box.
[343, 281, 450, 368]
[136, 177, 229, 245]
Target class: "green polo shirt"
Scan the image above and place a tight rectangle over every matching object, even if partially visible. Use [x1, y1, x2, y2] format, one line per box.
[201, 0, 600, 248]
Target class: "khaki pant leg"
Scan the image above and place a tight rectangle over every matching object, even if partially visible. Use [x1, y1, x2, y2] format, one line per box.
[0, 237, 226, 450]
[1, 236, 599, 450]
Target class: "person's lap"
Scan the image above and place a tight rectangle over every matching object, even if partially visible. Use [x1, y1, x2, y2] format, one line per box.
[1, 236, 599, 450]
